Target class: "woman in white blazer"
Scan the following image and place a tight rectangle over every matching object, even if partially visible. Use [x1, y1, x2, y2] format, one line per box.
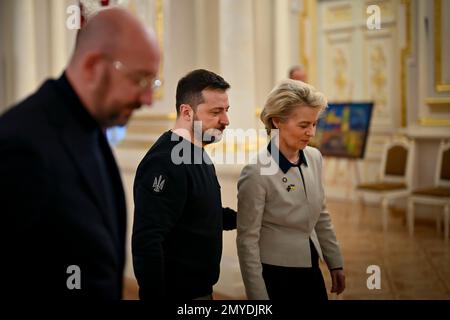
[237, 80, 345, 301]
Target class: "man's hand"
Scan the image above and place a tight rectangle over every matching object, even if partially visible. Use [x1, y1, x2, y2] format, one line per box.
[330, 269, 345, 295]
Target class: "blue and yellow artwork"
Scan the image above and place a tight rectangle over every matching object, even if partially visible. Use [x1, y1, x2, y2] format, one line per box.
[311, 102, 373, 159]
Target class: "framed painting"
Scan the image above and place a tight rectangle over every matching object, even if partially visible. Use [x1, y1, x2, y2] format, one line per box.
[311, 102, 374, 159]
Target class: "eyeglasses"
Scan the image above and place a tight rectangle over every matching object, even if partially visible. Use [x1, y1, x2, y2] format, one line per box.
[111, 60, 162, 91]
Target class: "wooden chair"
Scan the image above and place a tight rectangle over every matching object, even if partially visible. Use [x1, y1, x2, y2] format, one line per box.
[407, 141, 450, 241]
[356, 139, 415, 231]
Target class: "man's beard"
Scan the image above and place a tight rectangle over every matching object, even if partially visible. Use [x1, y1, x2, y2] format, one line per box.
[192, 114, 225, 145]
[202, 128, 225, 144]
[92, 70, 140, 127]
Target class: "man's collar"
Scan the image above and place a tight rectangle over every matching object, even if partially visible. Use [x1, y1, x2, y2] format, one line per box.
[267, 141, 308, 174]
[56, 72, 100, 133]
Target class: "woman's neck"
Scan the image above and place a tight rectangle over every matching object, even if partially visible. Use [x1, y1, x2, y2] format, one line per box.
[277, 140, 300, 164]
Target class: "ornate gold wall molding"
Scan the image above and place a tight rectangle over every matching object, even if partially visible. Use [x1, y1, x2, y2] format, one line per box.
[425, 97, 450, 108]
[333, 48, 348, 99]
[299, 0, 318, 86]
[299, 1, 307, 68]
[154, 0, 164, 100]
[434, 0, 450, 92]
[418, 118, 450, 126]
[324, 4, 352, 25]
[370, 45, 387, 107]
[400, 0, 411, 127]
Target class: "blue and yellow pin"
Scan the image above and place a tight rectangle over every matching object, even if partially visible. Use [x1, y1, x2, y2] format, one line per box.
[286, 184, 296, 192]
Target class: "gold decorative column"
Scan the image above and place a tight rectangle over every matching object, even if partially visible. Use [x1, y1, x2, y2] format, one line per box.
[434, 0, 450, 93]
[400, 0, 411, 127]
[299, 0, 318, 86]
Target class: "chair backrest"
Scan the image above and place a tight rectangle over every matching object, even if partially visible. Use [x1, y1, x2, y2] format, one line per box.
[435, 141, 450, 187]
[380, 139, 415, 188]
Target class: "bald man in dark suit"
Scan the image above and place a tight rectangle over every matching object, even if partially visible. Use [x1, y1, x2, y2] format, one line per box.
[0, 7, 160, 299]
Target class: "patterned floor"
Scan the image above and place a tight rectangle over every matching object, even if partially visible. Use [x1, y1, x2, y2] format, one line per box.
[320, 201, 450, 300]
[123, 200, 450, 300]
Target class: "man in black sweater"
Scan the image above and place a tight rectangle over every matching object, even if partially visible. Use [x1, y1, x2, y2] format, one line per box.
[132, 69, 237, 300]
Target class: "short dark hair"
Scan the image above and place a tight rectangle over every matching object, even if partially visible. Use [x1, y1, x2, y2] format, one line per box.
[175, 69, 230, 115]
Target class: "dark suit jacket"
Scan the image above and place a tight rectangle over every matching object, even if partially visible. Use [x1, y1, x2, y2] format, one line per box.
[0, 74, 126, 299]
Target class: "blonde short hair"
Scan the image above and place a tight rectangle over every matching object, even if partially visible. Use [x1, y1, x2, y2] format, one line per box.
[260, 79, 327, 135]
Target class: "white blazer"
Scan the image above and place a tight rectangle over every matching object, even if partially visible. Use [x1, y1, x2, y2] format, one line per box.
[236, 146, 343, 300]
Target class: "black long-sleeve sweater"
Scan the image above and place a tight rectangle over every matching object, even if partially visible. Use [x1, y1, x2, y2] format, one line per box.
[132, 130, 236, 300]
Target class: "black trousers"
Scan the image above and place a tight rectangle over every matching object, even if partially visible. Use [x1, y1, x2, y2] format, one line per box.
[261, 240, 328, 301]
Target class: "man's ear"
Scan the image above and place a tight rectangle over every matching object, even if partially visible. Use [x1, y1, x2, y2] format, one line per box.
[80, 52, 105, 83]
[179, 104, 193, 120]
